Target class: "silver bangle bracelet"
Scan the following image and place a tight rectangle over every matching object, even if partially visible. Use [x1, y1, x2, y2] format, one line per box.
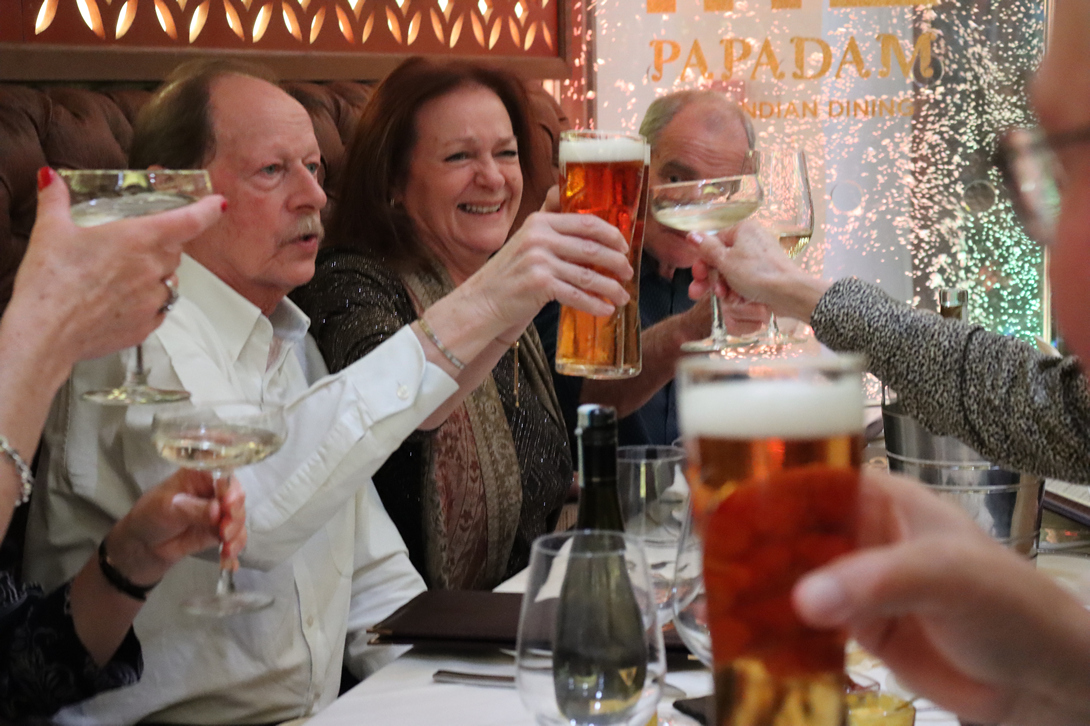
[0, 434, 33, 506]
[417, 316, 466, 371]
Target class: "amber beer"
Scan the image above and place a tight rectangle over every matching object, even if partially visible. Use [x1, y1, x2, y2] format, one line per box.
[678, 356, 864, 726]
[555, 131, 646, 379]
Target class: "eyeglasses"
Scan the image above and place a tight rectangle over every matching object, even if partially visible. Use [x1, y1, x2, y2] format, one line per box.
[997, 124, 1090, 245]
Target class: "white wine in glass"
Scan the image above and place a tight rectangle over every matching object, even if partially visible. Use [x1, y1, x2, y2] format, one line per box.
[153, 401, 286, 617]
[60, 169, 213, 405]
[651, 198, 760, 234]
[650, 175, 763, 353]
[777, 226, 813, 260]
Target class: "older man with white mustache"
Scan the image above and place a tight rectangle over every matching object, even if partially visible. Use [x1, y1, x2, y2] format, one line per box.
[23, 59, 423, 726]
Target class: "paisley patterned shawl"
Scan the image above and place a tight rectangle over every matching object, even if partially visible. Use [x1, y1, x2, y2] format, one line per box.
[404, 263, 561, 589]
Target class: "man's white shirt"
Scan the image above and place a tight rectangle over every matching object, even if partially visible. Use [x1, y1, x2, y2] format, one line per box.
[24, 255, 456, 725]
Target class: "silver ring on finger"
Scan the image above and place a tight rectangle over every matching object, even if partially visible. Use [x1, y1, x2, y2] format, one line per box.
[159, 276, 180, 315]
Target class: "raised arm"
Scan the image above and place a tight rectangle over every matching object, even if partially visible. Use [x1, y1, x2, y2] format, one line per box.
[0, 171, 223, 536]
[691, 222, 1090, 482]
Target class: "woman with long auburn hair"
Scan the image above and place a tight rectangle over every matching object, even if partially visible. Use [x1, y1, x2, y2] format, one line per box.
[293, 57, 632, 589]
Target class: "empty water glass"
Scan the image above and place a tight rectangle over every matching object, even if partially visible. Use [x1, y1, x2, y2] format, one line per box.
[617, 445, 688, 621]
[516, 530, 666, 726]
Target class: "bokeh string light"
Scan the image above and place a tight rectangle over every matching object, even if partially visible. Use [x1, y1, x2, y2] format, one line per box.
[590, 0, 1046, 340]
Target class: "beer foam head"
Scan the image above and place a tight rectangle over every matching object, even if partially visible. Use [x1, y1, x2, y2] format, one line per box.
[559, 134, 645, 166]
[679, 376, 863, 439]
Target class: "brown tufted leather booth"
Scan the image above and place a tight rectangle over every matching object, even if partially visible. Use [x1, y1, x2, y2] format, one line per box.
[0, 78, 566, 316]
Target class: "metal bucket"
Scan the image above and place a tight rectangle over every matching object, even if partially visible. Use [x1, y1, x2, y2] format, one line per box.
[882, 401, 1044, 557]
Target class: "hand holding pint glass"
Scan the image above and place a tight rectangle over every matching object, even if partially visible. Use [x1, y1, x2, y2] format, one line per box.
[677, 355, 864, 726]
[554, 131, 647, 379]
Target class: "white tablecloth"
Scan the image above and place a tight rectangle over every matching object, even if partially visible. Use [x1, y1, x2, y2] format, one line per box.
[301, 643, 959, 726]
[301, 647, 713, 726]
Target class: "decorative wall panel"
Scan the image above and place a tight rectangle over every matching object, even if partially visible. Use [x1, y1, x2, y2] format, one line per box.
[0, 0, 569, 80]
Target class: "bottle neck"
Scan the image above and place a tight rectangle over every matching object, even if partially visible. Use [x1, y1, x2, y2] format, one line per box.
[576, 427, 623, 531]
[578, 436, 618, 490]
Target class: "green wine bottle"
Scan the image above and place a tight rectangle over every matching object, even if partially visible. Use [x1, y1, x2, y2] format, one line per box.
[574, 404, 625, 531]
[554, 405, 648, 724]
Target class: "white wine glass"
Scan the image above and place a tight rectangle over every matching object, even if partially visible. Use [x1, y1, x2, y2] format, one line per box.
[152, 401, 286, 617]
[59, 169, 213, 405]
[650, 174, 762, 352]
[750, 148, 814, 347]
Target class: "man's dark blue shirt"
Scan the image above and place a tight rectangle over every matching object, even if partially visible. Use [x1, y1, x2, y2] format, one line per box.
[533, 251, 695, 450]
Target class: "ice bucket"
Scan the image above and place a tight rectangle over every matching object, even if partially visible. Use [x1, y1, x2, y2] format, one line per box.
[882, 401, 1044, 556]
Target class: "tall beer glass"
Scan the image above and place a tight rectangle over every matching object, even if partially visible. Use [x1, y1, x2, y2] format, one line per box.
[555, 131, 646, 379]
[677, 355, 864, 726]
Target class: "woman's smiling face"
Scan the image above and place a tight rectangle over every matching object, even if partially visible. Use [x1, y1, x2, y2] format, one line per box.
[399, 84, 524, 281]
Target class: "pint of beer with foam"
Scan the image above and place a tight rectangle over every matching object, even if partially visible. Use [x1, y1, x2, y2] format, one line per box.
[677, 354, 864, 726]
[554, 131, 647, 379]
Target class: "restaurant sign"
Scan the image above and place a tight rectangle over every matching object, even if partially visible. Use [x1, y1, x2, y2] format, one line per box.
[595, 0, 1047, 341]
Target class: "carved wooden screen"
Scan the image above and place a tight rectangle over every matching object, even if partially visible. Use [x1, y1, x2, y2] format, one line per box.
[0, 0, 569, 80]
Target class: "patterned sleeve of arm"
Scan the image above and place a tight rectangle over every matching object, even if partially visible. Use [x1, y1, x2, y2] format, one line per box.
[812, 277, 1090, 483]
[292, 250, 432, 449]
[293, 251, 416, 374]
[0, 573, 142, 720]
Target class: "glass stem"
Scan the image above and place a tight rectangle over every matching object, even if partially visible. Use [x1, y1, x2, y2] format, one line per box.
[767, 313, 782, 345]
[124, 344, 151, 388]
[708, 270, 728, 343]
[710, 293, 726, 341]
[212, 469, 236, 596]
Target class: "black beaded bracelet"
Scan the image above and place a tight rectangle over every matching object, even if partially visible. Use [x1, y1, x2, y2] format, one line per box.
[97, 539, 160, 601]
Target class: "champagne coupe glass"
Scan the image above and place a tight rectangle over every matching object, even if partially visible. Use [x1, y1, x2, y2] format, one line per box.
[750, 148, 815, 346]
[650, 174, 763, 353]
[516, 530, 666, 726]
[59, 169, 213, 405]
[152, 401, 286, 617]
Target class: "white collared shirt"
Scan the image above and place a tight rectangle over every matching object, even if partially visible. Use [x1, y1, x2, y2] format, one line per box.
[24, 255, 456, 725]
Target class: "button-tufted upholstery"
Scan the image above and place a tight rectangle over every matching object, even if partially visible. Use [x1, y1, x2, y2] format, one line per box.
[0, 78, 566, 315]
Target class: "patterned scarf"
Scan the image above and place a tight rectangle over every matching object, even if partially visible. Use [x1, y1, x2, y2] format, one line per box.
[403, 263, 562, 589]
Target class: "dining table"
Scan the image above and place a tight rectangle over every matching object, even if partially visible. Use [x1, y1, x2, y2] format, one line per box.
[298, 406, 1090, 726]
[299, 639, 960, 726]
[301, 562, 964, 726]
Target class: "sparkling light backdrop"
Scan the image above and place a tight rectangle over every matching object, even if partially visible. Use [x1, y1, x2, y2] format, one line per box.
[593, 0, 1047, 339]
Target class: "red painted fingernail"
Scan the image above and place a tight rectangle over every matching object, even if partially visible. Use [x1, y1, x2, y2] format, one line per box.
[37, 167, 54, 191]
[220, 199, 228, 212]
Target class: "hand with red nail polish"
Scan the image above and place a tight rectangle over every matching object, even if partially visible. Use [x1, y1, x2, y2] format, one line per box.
[6, 167, 227, 373]
[0, 168, 226, 543]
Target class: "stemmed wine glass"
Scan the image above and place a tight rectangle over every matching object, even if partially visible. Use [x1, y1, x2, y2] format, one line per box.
[670, 504, 712, 667]
[59, 169, 213, 405]
[750, 148, 815, 346]
[616, 445, 688, 624]
[152, 401, 286, 616]
[650, 174, 763, 352]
